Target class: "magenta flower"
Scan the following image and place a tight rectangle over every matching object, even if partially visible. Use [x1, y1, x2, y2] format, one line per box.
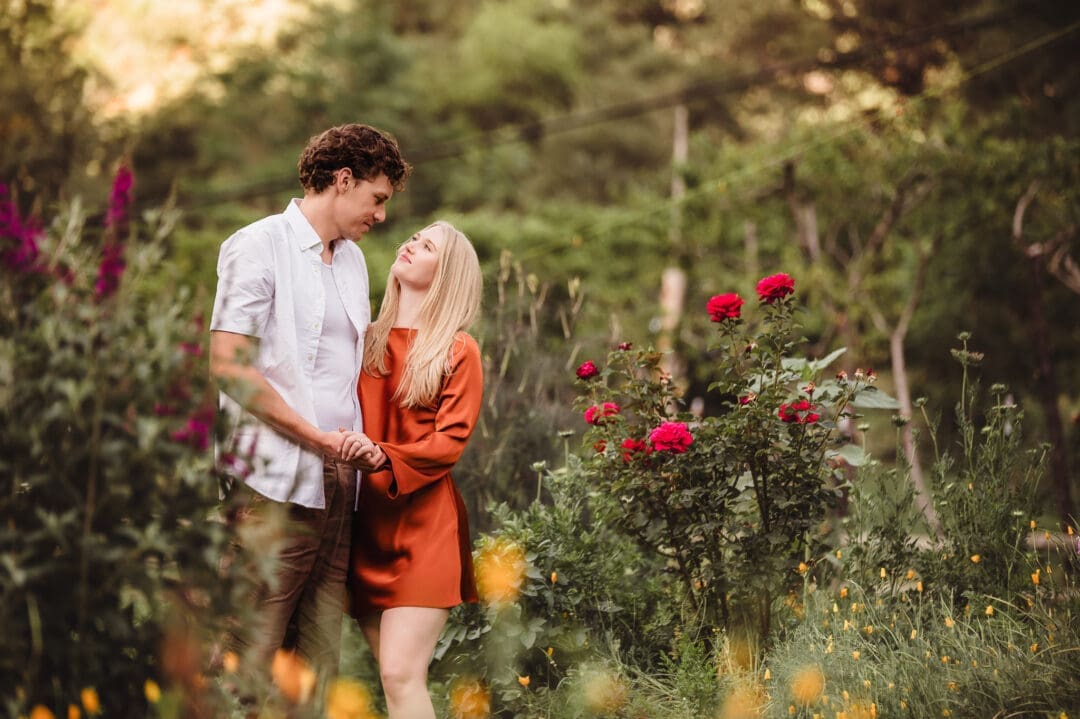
[94, 243, 126, 300]
[648, 421, 693, 453]
[0, 184, 42, 273]
[105, 164, 134, 236]
[576, 360, 599, 380]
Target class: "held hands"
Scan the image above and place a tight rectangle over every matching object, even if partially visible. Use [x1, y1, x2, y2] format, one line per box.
[336, 429, 387, 472]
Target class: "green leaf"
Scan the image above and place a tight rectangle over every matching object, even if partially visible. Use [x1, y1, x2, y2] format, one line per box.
[849, 387, 900, 409]
[829, 444, 869, 467]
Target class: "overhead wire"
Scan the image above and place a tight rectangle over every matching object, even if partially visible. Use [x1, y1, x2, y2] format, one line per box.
[180, 5, 1030, 211]
[508, 17, 1080, 261]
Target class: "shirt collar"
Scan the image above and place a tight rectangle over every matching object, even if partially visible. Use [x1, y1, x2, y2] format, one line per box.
[284, 199, 324, 252]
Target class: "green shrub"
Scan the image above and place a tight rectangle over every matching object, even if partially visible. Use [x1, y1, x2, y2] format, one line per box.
[0, 177, 253, 718]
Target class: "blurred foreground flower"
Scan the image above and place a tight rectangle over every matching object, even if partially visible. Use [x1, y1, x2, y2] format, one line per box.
[80, 688, 100, 715]
[271, 649, 316, 704]
[475, 538, 528, 604]
[789, 665, 825, 705]
[326, 677, 377, 719]
[449, 677, 490, 719]
[719, 683, 764, 719]
[580, 668, 628, 714]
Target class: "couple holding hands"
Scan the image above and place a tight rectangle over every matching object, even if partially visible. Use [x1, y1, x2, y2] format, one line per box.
[209, 123, 481, 718]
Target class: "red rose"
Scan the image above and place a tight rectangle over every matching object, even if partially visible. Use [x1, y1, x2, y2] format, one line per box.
[648, 421, 693, 453]
[756, 273, 795, 304]
[707, 293, 745, 322]
[618, 342, 633, 351]
[739, 393, 756, 406]
[778, 401, 820, 424]
[576, 361, 599, 380]
[593, 440, 607, 454]
[620, 438, 652, 463]
[584, 402, 620, 426]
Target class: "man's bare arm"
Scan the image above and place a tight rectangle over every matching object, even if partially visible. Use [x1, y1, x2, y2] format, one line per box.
[209, 330, 345, 457]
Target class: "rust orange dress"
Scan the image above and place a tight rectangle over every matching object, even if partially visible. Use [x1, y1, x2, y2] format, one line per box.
[348, 328, 481, 617]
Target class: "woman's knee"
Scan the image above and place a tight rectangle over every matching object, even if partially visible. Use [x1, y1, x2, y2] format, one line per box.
[379, 659, 426, 695]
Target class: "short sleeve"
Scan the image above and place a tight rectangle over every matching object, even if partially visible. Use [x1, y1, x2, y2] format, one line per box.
[209, 230, 274, 338]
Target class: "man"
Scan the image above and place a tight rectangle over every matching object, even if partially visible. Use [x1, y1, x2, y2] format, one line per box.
[209, 124, 408, 680]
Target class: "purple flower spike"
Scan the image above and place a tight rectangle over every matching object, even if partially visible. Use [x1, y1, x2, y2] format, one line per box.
[105, 165, 134, 235]
[0, 184, 43, 273]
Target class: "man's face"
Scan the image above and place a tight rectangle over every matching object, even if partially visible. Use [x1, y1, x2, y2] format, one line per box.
[335, 171, 393, 240]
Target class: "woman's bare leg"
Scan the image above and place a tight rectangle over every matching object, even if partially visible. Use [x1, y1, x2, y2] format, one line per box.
[373, 607, 449, 719]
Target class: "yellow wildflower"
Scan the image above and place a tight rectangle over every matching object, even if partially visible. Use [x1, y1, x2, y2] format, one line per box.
[67, 707, 80, 719]
[143, 680, 161, 704]
[798, 562, 809, 575]
[763, 668, 772, 681]
[517, 675, 530, 687]
[1031, 643, 1039, 653]
[910, 629, 917, 639]
[789, 706, 796, 716]
[1030, 520, 1037, 530]
[852, 651, 860, 660]
[551, 571, 558, 584]
[79, 689, 99, 715]
[943, 710, 951, 717]
[30, 707, 55, 719]
[1032, 570, 1041, 586]
[839, 586, 849, 599]
[944, 617, 954, 628]
[906, 569, 916, 580]
[916, 581, 923, 593]
[970, 554, 981, 564]
[1068, 526, 1075, 536]
[546, 646, 554, 657]
[879, 567, 887, 579]
[985, 605, 995, 616]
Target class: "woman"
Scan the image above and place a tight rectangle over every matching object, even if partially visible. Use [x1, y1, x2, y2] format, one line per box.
[340, 220, 482, 718]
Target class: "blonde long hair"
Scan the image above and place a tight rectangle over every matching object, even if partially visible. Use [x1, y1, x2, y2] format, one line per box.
[363, 221, 482, 408]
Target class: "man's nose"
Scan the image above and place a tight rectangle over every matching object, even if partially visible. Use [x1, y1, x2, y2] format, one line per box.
[373, 206, 386, 223]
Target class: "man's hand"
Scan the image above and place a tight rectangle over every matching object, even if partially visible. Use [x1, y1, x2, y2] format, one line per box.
[338, 430, 387, 472]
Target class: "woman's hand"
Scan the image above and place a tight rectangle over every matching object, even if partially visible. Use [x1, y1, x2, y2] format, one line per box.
[338, 430, 388, 471]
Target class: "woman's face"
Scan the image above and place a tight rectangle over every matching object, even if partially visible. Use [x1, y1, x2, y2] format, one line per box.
[391, 226, 442, 291]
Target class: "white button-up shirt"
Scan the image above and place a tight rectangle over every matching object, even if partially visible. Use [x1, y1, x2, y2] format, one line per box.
[210, 199, 370, 508]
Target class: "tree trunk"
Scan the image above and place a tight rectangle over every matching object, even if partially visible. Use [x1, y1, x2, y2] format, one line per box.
[1014, 183, 1076, 525]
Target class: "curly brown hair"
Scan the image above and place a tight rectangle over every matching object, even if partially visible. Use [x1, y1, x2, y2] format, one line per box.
[297, 124, 411, 193]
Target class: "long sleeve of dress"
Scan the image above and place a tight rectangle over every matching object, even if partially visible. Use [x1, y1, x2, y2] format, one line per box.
[366, 334, 483, 498]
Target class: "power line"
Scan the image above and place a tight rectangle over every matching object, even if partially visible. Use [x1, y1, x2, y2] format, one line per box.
[182, 6, 1024, 210]
[508, 17, 1080, 260]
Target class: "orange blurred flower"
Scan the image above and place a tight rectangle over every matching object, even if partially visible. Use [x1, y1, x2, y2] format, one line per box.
[30, 706, 55, 719]
[790, 665, 825, 705]
[449, 677, 491, 719]
[67, 706, 80, 719]
[475, 538, 528, 605]
[143, 680, 161, 704]
[79, 689, 99, 715]
[271, 649, 316, 704]
[326, 677, 377, 719]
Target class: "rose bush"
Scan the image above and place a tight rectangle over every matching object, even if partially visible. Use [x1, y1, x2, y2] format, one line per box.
[575, 272, 897, 636]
